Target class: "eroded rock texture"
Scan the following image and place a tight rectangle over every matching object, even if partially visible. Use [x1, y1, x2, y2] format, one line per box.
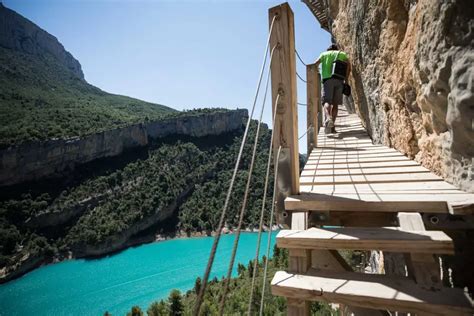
[0, 110, 247, 187]
[328, 0, 473, 192]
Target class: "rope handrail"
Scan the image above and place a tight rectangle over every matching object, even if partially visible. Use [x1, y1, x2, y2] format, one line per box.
[298, 124, 313, 140]
[295, 48, 308, 66]
[296, 71, 307, 83]
[259, 145, 282, 316]
[218, 44, 278, 315]
[193, 14, 278, 316]
[247, 93, 280, 315]
[298, 102, 307, 106]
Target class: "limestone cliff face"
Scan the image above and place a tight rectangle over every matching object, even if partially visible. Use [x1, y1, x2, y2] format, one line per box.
[326, 0, 473, 191]
[0, 110, 247, 187]
[0, 3, 84, 79]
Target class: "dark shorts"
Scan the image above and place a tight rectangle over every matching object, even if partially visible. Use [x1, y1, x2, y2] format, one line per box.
[322, 77, 344, 105]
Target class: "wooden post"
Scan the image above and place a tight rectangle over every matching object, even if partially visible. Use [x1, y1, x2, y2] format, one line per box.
[306, 63, 320, 157]
[269, 2, 299, 228]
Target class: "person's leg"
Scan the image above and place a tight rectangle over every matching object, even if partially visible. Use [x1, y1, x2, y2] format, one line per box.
[332, 80, 344, 125]
[332, 104, 339, 123]
[324, 102, 332, 123]
[322, 80, 334, 127]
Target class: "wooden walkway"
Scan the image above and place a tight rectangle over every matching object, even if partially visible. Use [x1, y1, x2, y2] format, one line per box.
[271, 106, 474, 315]
[288, 106, 474, 215]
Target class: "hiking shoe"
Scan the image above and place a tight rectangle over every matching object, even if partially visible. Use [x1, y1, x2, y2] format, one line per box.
[327, 119, 334, 128]
[331, 126, 337, 133]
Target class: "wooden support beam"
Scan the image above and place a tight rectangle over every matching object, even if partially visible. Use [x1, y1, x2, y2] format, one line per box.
[288, 212, 311, 315]
[306, 63, 320, 156]
[398, 213, 442, 288]
[269, 2, 299, 228]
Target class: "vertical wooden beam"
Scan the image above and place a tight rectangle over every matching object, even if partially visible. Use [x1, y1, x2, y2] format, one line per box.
[269, 2, 299, 228]
[398, 213, 442, 288]
[288, 212, 311, 316]
[306, 63, 320, 157]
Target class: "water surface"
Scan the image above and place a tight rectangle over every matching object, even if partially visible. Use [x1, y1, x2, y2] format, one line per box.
[0, 232, 276, 316]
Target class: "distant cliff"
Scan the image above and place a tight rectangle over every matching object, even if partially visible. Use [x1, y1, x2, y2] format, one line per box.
[0, 110, 247, 187]
[0, 3, 83, 79]
[322, 0, 473, 192]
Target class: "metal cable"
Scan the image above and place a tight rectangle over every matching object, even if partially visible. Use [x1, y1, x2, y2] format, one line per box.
[295, 49, 307, 66]
[298, 124, 313, 140]
[259, 145, 282, 316]
[193, 15, 278, 316]
[218, 45, 277, 316]
[296, 71, 307, 83]
[247, 93, 280, 315]
[298, 102, 307, 106]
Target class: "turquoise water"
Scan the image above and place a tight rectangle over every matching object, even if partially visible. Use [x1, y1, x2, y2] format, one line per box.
[0, 232, 276, 316]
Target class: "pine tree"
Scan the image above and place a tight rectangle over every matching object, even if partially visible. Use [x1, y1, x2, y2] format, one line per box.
[127, 306, 143, 316]
[194, 277, 202, 294]
[147, 300, 168, 316]
[168, 289, 184, 316]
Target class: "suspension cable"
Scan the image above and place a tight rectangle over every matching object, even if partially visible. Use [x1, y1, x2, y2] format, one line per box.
[296, 71, 307, 83]
[247, 92, 280, 315]
[297, 102, 307, 106]
[295, 49, 307, 66]
[193, 15, 278, 316]
[259, 145, 282, 316]
[218, 44, 277, 315]
[298, 124, 313, 140]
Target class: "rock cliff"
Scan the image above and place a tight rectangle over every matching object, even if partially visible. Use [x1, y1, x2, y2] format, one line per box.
[0, 3, 84, 79]
[0, 110, 247, 187]
[322, 0, 473, 192]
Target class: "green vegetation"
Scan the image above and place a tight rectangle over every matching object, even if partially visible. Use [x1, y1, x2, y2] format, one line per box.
[0, 46, 175, 147]
[140, 246, 337, 315]
[0, 122, 275, 272]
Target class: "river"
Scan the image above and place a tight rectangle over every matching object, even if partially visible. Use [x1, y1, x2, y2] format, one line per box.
[0, 232, 277, 316]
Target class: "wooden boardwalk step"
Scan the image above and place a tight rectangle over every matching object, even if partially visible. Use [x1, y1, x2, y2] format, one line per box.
[298, 106, 474, 217]
[271, 269, 474, 315]
[277, 227, 454, 254]
[285, 193, 474, 215]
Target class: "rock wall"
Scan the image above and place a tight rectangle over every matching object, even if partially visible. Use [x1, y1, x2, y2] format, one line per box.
[0, 110, 247, 187]
[0, 3, 84, 79]
[326, 0, 473, 192]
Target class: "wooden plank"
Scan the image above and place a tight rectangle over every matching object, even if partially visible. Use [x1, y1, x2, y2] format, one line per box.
[301, 166, 430, 176]
[292, 192, 474, 213]
[308, 151, 402, 159]
[271, 269, 474, 315]
[306, 157, 412, 165]
[276, 228, 454, 254]
[300, 172, 442, 185]
[398, 213, 442, 288]
[306, 63, 319, 155]
[285, 195, 453, 213]
[303, 160, 420, 170]
[269, 2, 299, 228]
[300, 181, 458, 191]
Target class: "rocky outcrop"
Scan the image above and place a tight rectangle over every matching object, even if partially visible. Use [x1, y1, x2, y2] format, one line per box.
[0, 110, 247, 187]
[0, 3, 84, 79]
[324, 0, 473, 192]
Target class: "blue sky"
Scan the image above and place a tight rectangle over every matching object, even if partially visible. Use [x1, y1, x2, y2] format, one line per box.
[4, 0, 330, 153]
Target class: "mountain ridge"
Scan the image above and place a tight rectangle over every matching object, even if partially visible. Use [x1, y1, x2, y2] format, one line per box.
[0, 3, 84, 79]
[0, 4, 176, 147]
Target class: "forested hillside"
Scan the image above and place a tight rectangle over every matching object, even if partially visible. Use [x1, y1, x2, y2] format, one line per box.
[0, 122, 279, 282]
[0, 4, 175, 147]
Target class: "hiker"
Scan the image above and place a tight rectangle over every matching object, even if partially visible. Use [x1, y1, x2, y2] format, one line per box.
[314, 44, 351, 133]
